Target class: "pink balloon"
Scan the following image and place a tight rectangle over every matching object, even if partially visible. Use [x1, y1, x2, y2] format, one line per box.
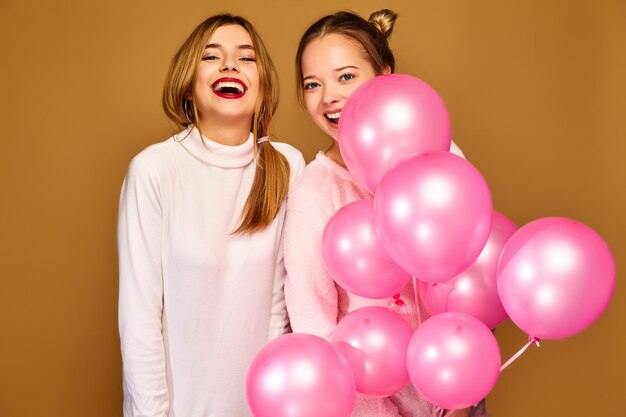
[497, 217, 615, 340]
[246, 333, 356, 417]
[374, 151, 492, 283]
[406, 312, 501, 410]
[420, 212, 517, 328]
[322, 200, 411, 298]
[338, 74, 451, 193]
[332, 307, 413, 397]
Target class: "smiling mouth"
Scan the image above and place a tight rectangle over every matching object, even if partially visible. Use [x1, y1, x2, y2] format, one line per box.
[211, 78, 247, 99]
[325, 111, 341, 125]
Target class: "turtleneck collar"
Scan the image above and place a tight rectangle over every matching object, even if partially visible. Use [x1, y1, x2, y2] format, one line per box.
[176, 126, 255, 169]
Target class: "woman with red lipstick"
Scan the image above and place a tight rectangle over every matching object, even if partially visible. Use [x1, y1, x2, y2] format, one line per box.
[117, 14, 304, 417]
[283, 10, 483, 417]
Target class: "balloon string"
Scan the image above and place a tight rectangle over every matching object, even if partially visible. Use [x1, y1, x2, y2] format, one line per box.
[500, 336, 541, 372]
[412, 276, 422, 325]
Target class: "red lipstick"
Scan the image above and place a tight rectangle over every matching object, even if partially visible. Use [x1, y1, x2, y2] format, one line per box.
[211, 77, 248, 99]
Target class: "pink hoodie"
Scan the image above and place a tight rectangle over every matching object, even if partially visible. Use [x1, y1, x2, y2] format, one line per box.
[284, 151, 433, 417]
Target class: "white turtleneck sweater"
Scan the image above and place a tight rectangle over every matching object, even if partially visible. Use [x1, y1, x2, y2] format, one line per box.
[118, 126, 305, 417]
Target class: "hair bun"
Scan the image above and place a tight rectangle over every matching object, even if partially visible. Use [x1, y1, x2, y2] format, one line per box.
[368, 9, 398, 37]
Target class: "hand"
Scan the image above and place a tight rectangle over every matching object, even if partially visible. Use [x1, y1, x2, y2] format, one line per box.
[446, 407, 471, 417]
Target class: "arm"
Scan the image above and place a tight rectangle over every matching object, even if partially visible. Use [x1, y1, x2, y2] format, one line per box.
[268, 231, 290, 339]
[283, 183, 340, 340]
[118, 157, 169, 417]
[284, 177, 404, 416]
[268, 153, 306, 340]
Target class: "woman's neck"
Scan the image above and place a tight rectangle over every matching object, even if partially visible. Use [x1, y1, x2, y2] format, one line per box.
[324, 140, 346, 168]
[196, 118, 251, 146]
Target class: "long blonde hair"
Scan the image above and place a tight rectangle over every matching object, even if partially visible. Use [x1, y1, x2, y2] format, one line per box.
[295, 9, 398, 105]
[162, 14, 290, 234]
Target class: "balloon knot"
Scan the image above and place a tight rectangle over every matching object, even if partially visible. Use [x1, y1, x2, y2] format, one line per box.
[529, 336, 541, 347]
[392, 293, 405, 306]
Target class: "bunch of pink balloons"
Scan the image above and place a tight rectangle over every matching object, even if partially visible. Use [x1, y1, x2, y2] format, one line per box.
[247, 73, 616, 416]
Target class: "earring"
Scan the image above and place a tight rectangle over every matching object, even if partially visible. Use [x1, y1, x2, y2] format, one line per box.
[183, 98, 194, 124]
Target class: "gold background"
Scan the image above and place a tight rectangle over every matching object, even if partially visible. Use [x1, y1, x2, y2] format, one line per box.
[0, 1, 624, 416]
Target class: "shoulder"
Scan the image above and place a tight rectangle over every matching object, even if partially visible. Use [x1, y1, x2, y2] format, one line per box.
[270, 141, 304, 166]
[450, 140, 465, 159]
[292, 153, 346, 195]
[287, 155, 339, 214]
[126, 134, 179, 179]
[284, 158, 331, 227]
[270, 141, 301, 160]
[269, 141, 306, 180]
[132, 135, 177, 164]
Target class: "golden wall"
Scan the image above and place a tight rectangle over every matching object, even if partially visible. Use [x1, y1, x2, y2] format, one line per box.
[0, 1, 624, 416]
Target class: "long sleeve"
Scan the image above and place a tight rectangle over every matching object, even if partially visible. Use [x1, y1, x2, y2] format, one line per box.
[284, 183, 339, 340]
[268, 153, 306, 340]
[283, 161, 404, 416]
[118, 156, 169, 417]
[268, 233, 290, 340]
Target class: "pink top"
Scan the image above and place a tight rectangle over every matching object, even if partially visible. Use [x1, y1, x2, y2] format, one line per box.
[284, 151, 433, 417]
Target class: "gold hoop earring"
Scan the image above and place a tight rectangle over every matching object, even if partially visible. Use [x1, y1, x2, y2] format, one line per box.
[183, 98, 194, 124]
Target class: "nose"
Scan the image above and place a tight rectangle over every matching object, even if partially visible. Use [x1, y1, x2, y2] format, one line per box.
[322, 85, 342, 105]
[220, 56, 239, 73]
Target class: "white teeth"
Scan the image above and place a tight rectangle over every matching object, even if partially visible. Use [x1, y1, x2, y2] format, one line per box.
[326, 111, 341, 120]
[213, 81, 245, 94]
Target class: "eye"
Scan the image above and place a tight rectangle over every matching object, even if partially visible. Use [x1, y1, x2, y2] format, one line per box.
[202, 55, 219, 61]
[304, 81, 320, 90]
[240, 56, 256, 62]
[339, 73, 356, 82]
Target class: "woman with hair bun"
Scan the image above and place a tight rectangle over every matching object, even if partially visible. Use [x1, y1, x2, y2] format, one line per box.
[284, 10, 481, 417]
[118, 14, 304, 417]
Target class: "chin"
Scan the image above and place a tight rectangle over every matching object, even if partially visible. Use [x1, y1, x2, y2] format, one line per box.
[315, 122, 337, 141]
[217, 108, 255, 120]
[324, 128, 339, 142]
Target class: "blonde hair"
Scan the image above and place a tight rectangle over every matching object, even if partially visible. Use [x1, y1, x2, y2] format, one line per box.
[368, 9, 397, 37]
[295, 9, 398, 105]
[162, 14, 290, 234]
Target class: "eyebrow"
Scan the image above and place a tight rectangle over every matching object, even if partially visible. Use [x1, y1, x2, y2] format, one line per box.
[205, 43, 255, 50]
[302, 65, 359, 81]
